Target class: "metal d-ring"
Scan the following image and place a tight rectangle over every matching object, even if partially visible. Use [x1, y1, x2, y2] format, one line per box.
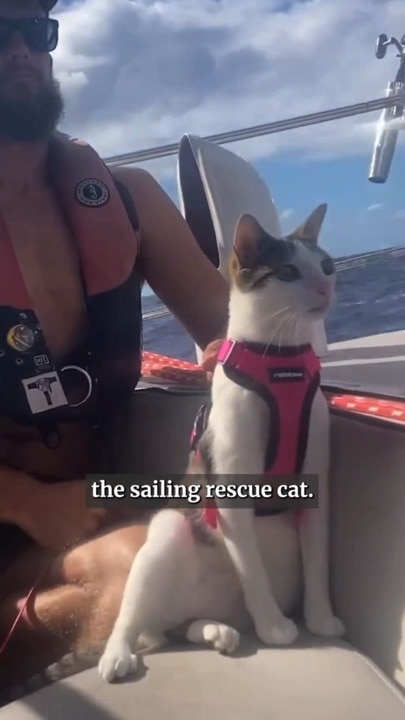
[60, 365, 93, 408]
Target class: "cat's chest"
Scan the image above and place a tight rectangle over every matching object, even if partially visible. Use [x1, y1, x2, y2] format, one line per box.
[210, 366, 325, 474]
[213, 371, 272, 421]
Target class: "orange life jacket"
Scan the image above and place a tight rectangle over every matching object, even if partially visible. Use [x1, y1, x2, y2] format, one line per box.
[0, 132, 142, 447]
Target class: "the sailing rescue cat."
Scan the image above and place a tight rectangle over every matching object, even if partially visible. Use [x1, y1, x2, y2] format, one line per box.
[93, 203, 345, 680]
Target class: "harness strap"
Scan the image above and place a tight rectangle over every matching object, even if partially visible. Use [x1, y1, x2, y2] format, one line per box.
[189, 400, 289, 530]
[194, 338, 321, 528]
[217, 338, 321, 474]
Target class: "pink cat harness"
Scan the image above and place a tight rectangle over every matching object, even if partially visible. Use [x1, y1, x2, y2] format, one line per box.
[190, 339, 321, 528]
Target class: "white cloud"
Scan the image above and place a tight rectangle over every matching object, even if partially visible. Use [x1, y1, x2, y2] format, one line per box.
[51, 0, 405, 178]
[366, 203, 384, 211]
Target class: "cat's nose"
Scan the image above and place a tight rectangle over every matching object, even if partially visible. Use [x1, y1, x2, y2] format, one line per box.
[316, 288, 328, 296]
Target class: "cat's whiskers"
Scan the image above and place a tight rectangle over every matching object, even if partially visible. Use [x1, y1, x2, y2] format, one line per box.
[262, 311, 291, 354]
[294, 317, 303, 347]
[277, 312, 296, 352]
[263, 306, 290, 322]
[263, 309, 296, 354]
[258, 306, 290, 353]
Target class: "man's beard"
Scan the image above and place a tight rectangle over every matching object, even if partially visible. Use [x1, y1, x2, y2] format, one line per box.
[0, 77, 64, 142]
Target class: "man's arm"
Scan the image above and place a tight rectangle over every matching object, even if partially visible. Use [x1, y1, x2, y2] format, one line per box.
[112, 166, 230, 350]
[0, 465, 128, 551]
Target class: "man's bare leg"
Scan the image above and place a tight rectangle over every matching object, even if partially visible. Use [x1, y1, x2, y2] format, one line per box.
[0, 521, 149, 690]
[0, 545, 53, 603]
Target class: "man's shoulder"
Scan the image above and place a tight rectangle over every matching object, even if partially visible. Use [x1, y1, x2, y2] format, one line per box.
[110, 166, 158, 197]
[110, 166, 172, 229]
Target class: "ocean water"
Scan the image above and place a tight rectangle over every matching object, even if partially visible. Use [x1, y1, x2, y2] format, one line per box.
[142, 248, 405, 361]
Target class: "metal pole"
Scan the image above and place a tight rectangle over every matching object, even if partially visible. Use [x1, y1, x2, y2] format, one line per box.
[368, 55, 405, 182]
[104, 93, 405, 167]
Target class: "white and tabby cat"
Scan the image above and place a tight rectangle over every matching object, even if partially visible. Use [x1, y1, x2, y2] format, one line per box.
[2, 202, 343, 704]
[97, 202, 345, 683]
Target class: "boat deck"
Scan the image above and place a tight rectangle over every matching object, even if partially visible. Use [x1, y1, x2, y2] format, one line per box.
[323, 330, 405, 399]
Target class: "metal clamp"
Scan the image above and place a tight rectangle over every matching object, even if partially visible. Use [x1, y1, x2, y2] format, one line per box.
[376, 34, 405, 60]
[369, 32, 405, 183]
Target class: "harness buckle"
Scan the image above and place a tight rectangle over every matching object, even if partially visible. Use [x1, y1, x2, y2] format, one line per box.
[218, 339, 238, 366]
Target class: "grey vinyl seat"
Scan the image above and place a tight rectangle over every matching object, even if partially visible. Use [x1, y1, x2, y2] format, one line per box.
[5, 388, 405, 719]
[4, 632, 405, 720]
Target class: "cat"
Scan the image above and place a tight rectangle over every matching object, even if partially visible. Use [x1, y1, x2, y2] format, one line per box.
[1, 203, 344, 704]
[97, 202, 345, 683]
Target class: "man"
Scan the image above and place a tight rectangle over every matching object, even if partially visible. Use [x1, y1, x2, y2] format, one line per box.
[0, 0, 228, 691]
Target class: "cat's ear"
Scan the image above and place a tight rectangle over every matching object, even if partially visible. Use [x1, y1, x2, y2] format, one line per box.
[232, 214, 274, 268]
[288, 203, 327, 245]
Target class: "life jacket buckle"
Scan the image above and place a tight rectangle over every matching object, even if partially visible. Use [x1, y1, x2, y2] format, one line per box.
[60, 365, 93, 408]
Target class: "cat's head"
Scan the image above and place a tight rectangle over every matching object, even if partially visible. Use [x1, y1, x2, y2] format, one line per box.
[229, 203, 335, 323]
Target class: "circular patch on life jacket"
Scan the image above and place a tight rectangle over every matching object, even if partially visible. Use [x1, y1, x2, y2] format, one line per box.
[6, 324, 36, 352]
[75, 178, 110, 207]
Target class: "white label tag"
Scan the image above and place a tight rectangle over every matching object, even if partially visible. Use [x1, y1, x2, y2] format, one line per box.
[22, 372, 69, 415]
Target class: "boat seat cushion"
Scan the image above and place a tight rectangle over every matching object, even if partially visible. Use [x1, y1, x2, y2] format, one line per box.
[4, 631, 405, 720]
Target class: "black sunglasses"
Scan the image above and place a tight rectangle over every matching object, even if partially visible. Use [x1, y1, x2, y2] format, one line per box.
[0, 18, 59, 53]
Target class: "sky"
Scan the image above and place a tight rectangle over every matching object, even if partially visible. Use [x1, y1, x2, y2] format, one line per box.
[51, 0, 405, 258]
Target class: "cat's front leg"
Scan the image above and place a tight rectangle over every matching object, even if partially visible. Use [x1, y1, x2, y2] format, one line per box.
[300, 391, 345, 637]
[209, 382, 298, 646]
[99, 510, 194, 682]
[216, 504, 298, 645]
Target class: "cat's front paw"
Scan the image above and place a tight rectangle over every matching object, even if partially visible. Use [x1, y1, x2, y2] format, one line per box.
[256, 616, 298, 646]
[306, 611, 345, 638]
[203, 623, 241, 654]
[98, 638, 138, 683]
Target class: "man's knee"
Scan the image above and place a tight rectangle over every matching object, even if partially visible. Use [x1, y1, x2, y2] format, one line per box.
[50, 523, 150, 647]
[56, 520, 149, 590]
[0, 522, 150, 678]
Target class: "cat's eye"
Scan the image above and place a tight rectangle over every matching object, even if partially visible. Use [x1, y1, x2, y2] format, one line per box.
[251, 271, 274, 289]
[321, 258, 335, 275]
[276, 264, 301, 282]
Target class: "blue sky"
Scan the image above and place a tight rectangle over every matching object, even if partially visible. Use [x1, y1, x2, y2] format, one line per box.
[161, 145, 405, 258]
[51, 0, 405, 258]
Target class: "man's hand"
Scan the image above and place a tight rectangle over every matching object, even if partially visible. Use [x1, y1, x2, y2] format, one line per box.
[200, 338, 224, 380]
[0, 466, 122, 552]
[21, 480, 106, 551]
[23, 480, 117, 552]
